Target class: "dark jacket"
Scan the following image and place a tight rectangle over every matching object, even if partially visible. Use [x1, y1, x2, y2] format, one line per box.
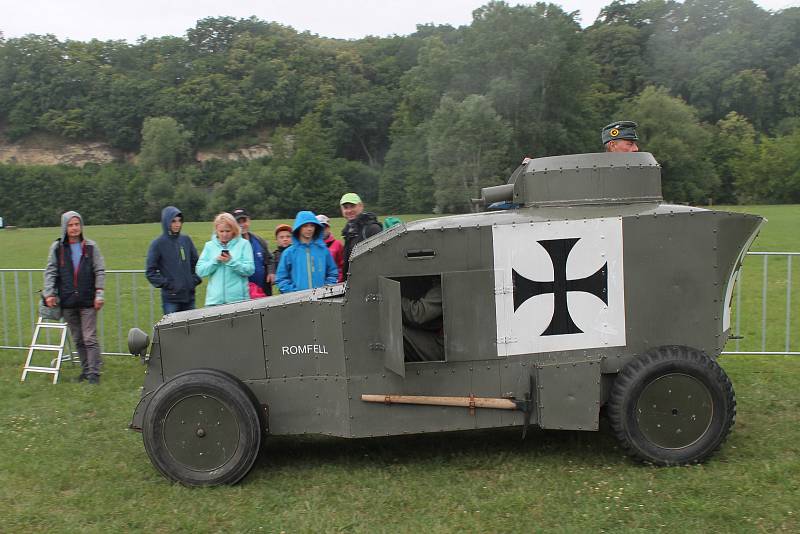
[244, 231, 273, 295]
[145, 206, 200, 303]
[273, 245, 289, 271]
[43, 211, 106, 309]
[341, 211, 382, 277]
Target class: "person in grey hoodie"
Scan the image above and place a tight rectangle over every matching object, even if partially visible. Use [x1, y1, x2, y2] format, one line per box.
[146, 206, 201, 314]
[43, 211, 106, 384]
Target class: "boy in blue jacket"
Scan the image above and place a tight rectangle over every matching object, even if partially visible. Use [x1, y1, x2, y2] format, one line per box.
[276, 211, 339, 293]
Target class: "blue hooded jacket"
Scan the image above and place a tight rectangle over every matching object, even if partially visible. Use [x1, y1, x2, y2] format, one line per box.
[145, 206, 200, 304]
[276, 211, 339, 293]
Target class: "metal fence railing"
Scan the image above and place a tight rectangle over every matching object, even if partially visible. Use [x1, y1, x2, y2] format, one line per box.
[723, 252, 800, 356]
[1, 253, 798, 357]
[0, 269, 157, 356]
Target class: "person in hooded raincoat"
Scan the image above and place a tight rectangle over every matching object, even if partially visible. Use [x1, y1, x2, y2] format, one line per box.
[43, 211, 106, 383]
[145, 206, 201, 314]
[275, 211, 339, 293]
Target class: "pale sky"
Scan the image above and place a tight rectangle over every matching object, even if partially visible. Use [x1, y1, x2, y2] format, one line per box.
[1, 0, 798, 42]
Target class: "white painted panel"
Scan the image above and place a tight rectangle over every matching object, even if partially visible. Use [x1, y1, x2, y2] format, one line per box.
[493, 218, 626, 356]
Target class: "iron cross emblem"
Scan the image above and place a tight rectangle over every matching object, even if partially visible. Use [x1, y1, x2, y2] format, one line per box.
[512, 238, 608, 336]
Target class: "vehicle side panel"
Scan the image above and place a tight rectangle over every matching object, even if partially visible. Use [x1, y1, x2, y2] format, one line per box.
[248, 378, 349, 436]
[159, 312, 267, 380]
[263, 300, 346, 379]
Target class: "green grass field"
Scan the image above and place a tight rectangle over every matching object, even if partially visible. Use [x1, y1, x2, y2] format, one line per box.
[0, 206, 798, 532]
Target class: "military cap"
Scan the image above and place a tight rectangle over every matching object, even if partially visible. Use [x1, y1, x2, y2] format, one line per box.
[601, 120, 639, 145]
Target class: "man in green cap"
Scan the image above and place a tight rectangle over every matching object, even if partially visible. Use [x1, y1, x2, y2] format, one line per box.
[602, 120, 640, 153]
[340, 192, 382, 278]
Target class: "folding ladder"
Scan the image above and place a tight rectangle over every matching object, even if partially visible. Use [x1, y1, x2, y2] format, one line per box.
[20, 317, 73, 384]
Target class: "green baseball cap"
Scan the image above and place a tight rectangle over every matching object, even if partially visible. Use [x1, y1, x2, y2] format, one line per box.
[602, 120, 639, 145]
[340, 193, 362, 205]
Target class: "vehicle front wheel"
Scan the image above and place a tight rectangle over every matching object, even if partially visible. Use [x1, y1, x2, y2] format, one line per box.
[607, 346, 736, 466]
[142, 369, 262, 486]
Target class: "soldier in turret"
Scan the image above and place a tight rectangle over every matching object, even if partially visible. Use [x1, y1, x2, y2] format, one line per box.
[602, 120, 640, 153]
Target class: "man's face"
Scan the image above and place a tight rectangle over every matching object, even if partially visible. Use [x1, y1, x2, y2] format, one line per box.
[340, 202, 363, 221]
[170, 216, 182, 234]
[237, 216, 250, 235]
[608, 139, 639, 153]
[299, 223, 316, 242]
[66, 217, 82, 240]
[276, 230, 292, 247]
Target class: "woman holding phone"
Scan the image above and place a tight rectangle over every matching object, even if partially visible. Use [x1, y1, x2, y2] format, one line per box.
[196, 212, 255, 306]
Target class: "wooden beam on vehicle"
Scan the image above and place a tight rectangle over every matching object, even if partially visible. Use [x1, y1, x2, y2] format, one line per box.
[361, 394, 518, 410]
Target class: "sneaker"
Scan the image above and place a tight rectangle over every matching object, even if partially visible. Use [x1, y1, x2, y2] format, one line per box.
[88, 375, 100, 385]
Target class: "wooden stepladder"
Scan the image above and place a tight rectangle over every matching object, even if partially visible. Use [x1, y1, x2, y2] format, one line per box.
[20, 317, 73, 384]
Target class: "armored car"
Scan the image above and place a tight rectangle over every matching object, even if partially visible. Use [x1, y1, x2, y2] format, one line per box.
[128, 152, 763, 486]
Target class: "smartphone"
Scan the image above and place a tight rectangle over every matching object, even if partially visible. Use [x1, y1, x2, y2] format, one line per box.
[221, 249, 230, 257]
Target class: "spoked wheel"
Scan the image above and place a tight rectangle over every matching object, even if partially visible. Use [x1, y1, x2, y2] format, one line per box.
[607, 346, 736, 465]
[143, 369, 262, 486]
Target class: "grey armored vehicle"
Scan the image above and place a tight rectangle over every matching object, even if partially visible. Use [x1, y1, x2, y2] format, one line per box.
[128, 152, 763, 486]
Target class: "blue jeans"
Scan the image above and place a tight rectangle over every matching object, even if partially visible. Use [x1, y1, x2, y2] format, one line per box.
[162, 298, 195, 315]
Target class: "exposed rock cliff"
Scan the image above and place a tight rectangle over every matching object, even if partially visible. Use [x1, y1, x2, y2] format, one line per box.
[0, 139, 123, 166]
[196, 143, 273, 162]
[0, 135, 274, 167]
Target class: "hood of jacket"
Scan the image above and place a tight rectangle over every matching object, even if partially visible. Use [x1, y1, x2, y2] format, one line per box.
[357, 211, 380, 226]
[60, 210, 83, 242]
[160, 206, 182, 236]
[342, 212, 380, 236]
[291, 210, 324, 245]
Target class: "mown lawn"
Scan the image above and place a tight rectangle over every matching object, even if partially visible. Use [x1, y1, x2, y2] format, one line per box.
[1, 355, 797, 532]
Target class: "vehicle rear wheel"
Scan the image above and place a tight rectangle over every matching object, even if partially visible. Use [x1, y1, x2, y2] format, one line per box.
[142, 369, 262, 486]
[607, 346, 735, 465]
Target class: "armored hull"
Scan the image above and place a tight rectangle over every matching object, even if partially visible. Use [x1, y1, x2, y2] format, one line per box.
[129, 152, 762, 485]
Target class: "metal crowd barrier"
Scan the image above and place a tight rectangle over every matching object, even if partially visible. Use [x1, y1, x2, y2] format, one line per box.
[1, 253, 798, 357]
[0, 269, 157, 356]
[723, 252, 799, 356]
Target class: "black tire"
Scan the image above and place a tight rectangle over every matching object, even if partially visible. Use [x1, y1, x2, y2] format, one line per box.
[142, 369, 262, 486]
[607, 346, 736, 466]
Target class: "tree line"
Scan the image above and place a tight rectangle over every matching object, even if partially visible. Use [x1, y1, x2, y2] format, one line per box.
[1, 0, 799, 227]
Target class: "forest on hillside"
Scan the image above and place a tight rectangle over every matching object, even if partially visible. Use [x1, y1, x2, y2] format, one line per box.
[1, 0, 799, 227]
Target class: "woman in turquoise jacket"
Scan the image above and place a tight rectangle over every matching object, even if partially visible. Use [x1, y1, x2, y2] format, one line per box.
[276, 211, 339, 293]
[196, 213, 255, 305]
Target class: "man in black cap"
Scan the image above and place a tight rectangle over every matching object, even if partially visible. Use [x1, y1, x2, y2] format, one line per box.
[602, 120, 640, 153]
[232, 208, 273, 296]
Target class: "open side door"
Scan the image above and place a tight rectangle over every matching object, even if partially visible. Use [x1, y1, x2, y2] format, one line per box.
[378, 276, 404, 377]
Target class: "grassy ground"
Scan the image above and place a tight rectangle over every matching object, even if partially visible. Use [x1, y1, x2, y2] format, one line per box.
[1, 355, 797, 532]
[0, 205, 798, 532]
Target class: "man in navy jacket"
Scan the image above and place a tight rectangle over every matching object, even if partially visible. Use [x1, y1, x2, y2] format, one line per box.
[146, 206, 201, 314]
